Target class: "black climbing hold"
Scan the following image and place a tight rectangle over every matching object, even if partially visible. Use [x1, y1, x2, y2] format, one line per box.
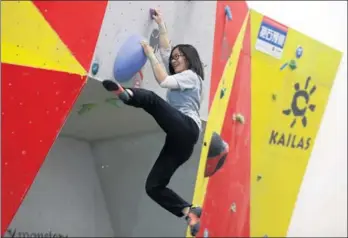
[203, 142, 207, 146]
[272, 94, 277, 101]
[204, 132, 229, 177]
[208, 133, 226, 158]
[220, 88, 226, 99]
[91, 62, 99, 75]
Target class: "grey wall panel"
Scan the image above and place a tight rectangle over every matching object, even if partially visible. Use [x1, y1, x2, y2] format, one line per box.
[4, 137, 114, 237]
[91, 1, 216, 121]
[91, 122, 206, 237]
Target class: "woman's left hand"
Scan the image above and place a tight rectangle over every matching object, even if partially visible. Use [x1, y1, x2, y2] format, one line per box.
[140, 41, 154, 57]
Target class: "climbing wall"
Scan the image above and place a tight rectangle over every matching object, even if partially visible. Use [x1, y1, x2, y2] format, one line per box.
[0, 1, 107, 235]
[249, 10, 342, 237]
[187, 1, 251, 237]
[189, 7, 343, 238]
[89, 1, 216, 121]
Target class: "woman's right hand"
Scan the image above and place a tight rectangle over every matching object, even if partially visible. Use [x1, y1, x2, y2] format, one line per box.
[152, 8, 163, 25]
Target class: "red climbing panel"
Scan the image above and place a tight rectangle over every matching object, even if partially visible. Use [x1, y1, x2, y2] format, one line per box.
[208, 0, 249, 109]
[33, 0, 108, 71]
[1, 64, 86, 235]
[197, 1, 251, 237]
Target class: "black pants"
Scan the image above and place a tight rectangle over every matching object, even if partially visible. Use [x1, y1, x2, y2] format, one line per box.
[124, 88, 200, 217]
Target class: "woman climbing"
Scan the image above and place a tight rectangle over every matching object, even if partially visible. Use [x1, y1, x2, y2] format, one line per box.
[102, 8, 203, 236]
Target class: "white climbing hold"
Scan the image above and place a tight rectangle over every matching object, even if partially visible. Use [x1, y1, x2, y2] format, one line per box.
[204, 228, 209, 238]
[230, 202, 237, 212]
[232, 113, 245, 124]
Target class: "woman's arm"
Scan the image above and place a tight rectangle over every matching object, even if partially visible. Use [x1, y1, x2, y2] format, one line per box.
[139, 9, 171, 85]
[153, 9, 171, 70]
[147, 51, 168, 85]
[158, 22, 171, 50]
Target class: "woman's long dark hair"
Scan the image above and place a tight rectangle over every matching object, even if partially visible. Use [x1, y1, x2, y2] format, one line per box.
[168, 44, 205, 81]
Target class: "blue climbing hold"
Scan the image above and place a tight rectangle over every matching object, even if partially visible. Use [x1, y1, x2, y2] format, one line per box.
[113, 34, 147, 83]
[280, 62, 289, 70]
[91, 62, 99, 75]
[296, 46, 303, 59]
[225, 6, 232, 21]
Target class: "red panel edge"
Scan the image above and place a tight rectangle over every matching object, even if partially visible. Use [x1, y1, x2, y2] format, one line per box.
[1, 63, 87, 235]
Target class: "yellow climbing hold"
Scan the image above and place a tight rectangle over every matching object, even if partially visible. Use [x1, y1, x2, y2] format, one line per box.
[1, 1, 86, 76]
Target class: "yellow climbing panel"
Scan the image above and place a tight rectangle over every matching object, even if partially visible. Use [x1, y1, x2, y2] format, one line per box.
[250, 9, 343, 237]
[1, 1, 85, 75]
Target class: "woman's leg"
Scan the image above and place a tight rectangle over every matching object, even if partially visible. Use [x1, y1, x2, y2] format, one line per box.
[145, 135, 201, 236]
[102, 80, 194, 137]
[103, 80, 201, 235]
[145, 136, 193, 217]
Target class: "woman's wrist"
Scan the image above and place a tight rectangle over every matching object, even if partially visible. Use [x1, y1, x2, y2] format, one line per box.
[148, 53, 159, 65]
[158, 22, 167, 34]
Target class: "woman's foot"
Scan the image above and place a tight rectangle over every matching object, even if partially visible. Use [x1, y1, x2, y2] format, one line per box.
[185, 206, 202, 237]
[102, 80, 131, 102]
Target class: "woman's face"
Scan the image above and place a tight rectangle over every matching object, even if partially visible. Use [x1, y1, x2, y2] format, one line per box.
[170, 47, 187, 73]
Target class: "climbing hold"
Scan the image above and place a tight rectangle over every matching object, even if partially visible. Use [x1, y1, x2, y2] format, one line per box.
[272, 94, 277, 101]
[113, 34, 147, 82]
[78, 103, 97, 115]
[232, 113, 245, 124]
[257, 175, 262, 181]
[149, 8, 157, 19]
[204, 228, 209, 238]
[91, 62, 99, 76]
[205, 132, 229, 177]
[280, 62, 288, 71]
[296, 46, 303, 59]
[220, 87, 226, 99]
[289, 59, 297, 70]
[224, 6, 232, 21]
[105, 97, 123, 108]
[230, 202, 237, 213]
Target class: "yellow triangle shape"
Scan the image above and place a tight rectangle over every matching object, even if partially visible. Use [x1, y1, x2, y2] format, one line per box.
[186, 12, 250, 238]
[1, 1, 86, 76]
